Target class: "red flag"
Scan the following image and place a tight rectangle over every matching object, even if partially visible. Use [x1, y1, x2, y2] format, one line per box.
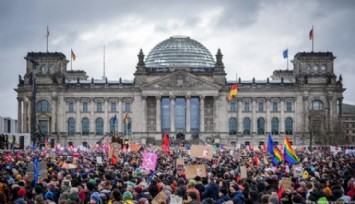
[161, 133, 170, 155]
[253, 155, 260, 166]
[111, 155, 117, 165]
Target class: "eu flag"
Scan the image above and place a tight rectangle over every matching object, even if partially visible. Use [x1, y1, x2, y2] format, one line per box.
[283, 49, 288, 59]
[267, 134, 275, 156]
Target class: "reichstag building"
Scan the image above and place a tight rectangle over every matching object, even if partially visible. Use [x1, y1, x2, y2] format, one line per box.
[15, 35, 345, 146]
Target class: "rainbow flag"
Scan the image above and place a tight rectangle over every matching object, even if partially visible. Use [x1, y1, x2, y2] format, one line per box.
[272, 145, 283, 166]
[283, 136, 299, 164]
[124, 114, 129, 124]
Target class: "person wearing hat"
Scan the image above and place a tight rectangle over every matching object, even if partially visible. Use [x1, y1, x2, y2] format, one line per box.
[90, 191, 103, 204]
[186, 180, 201, 202]
[14, 188, 26, 204]
[122, 191, 134, 204]
[229, 184, 245, 204]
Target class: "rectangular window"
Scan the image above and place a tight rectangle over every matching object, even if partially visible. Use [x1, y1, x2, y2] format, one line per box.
[111, 102, 117, 112]
[258, 102, 264, 112]
[161, 97, 170, 132]
[96, 102, 103, 112]
[244, 102, 250, 112]
[125, 102, 131, 112]
[272, 102, 278, 111]
[83, 102, 89, 112]
[286, 102, 292, 112]
[39, 120, 48, 134]
[68, 102, 74, 112]
[230, 101, 237, 112]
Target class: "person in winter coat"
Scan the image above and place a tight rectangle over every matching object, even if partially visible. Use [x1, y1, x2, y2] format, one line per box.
[148, 179, 159, 199]
[122, 191, 135, 204]
[186, 180, 201, 202]
[176, 178, 187, 199]
[69, 187, 81, 204]
[90, 192, 103, 204]
[217, 188, 231, 204]
[13, 188, 26, 204]
[229, 184, 245, 204]
[347, 180, 355, 200]
[202, 177, 219, 201]
[308, 183, 328, 203]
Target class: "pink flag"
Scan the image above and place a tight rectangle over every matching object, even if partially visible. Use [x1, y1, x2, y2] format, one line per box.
[141, 152, 158, 172]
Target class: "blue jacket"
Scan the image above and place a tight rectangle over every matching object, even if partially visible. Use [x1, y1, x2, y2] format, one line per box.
[217, 195, 231, 204]
[230, 190, 245, 204]
[202, 182, 219, 201]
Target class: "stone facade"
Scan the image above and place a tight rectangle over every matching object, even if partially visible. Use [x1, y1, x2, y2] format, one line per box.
[15, 38, 345, 147]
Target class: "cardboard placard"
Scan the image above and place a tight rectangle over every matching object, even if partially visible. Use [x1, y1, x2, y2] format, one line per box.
[292, 164, 303, 177]
[240, 166, 247, 179]
[176, 159, 185, 172]
[190, 145, 213, 160]
[96, 156, 103, 164]
[170, 195, 183, 204]
[39, 161, 48, 179]
[185, 164, 207, 179]
[281, 177, 293, 191]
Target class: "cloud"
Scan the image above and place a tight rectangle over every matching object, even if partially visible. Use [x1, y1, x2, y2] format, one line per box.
[0, 0, 354, 118]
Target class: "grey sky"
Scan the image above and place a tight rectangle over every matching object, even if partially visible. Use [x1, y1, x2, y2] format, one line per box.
[0, 0, 354, 119]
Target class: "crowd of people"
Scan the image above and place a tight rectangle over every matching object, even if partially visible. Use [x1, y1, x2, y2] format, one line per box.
[0, 143, 354, 204]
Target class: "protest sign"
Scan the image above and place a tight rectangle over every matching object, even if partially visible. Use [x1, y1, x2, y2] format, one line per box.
[185, 164, 207, 179]
[111, 143, 120, 158]
[281, 177, 293, 191]
[96, 156, 103, 164]
[141, 152, 158, 172]
[240, 166, 247, 178]
[190, 145, 213, 160]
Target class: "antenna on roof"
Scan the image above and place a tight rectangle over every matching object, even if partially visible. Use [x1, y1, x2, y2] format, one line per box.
[102, 45, 106, 80]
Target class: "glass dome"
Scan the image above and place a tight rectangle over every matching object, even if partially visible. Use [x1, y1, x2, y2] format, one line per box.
[145, 35, 215, 68]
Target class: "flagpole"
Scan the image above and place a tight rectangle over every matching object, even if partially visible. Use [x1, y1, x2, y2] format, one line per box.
[70, 49, 73, 71]
[46, 26, 49, 53]
[287, 50, 289, 70]
[236, 73, 238, 148]
[312, 25, 314, 52]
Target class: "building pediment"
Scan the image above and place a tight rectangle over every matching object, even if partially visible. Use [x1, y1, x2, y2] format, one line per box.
[141, 71, 221, 91]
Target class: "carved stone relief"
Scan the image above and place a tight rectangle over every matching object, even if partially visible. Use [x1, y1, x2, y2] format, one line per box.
[204, 96, 214, 132]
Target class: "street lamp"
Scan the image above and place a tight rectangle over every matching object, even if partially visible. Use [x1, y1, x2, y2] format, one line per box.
[30, 59, 39, 146]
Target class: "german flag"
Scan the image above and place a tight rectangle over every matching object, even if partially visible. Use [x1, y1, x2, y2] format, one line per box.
[228, 83, 238, 101]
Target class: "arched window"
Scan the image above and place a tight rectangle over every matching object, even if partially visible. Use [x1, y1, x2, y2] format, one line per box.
[124, 117, 132, 136]
[271, 118, 279, 135]
[96, 101, 103, 112]
[311, 100, 324, 110]
[285, 117, 293, 135]
[125, 102, 131, 112]
[243, 118, 250, 135]
[82, 118, 90, 135]
[314, 64, 319, 73]
[41, 64, 48, 74]
[229, 117, 237, 135]
[49, 64, 56, 74]
[110, 116, 118, 133]
[257, 118, 265, 135]
[306, 64, 311, 73]
[95, 118, 104, 135]
[321, 64, 326, 72]
[37, 100, 51, 112]
[68, 118, 75, 136]
[68, 102, 75, 112]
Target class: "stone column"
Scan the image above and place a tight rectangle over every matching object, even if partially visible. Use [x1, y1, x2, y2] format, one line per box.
[327, 96, 332, 129]
[76, 98, 81, 134]
[252, 98, 257, 135]
[156, 96, 161, 132]
[23, 98, 28, 133]
[51, 96, 57, 134]
[17, 98, 22, 133]
[90, 98, 95, 134]
[200, 96, 205, 132]
[170, 96, 175, 133]
[118, 98, 123, 134]
[237, 98, 242, 134]
[266, 98, 271, 133]
[213, 96, 218, 133]
[142, 96, 147, 132]
[104, 98, 109, 134]
[186, 96, 191, 133]
[338, 97, 343, 118]
[280, 99, 285, 134]
[303, 96, 309, 132]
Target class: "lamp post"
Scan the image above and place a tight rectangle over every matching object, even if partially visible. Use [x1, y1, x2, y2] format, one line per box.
[30, 59, 39, 146]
